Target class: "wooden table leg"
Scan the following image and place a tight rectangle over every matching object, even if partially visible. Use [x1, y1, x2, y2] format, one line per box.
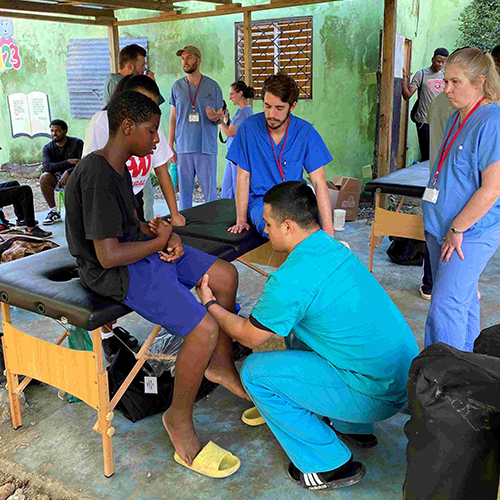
[1, 302, 22, 429]
[92, 328, 115, 477]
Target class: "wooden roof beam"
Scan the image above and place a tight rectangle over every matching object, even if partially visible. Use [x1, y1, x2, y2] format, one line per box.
[0, 0, 114, 18]
[71, 0, 174, 11]
[115, 0, 340, 26]
[0, 9, 112, 24]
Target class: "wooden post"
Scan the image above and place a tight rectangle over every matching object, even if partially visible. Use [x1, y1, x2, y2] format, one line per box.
[378, 0, 397, 205]
[108, 23, 120, 74]
[243, 11, 252, 88]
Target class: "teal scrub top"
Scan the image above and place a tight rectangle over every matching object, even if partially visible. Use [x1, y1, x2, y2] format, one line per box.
[251, 230, 419, 403]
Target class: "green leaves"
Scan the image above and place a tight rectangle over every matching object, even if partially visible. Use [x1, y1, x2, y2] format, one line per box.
[457, 0, 500, 51]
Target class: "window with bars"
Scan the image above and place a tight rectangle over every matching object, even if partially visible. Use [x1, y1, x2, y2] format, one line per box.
[235, 16, 313, 99]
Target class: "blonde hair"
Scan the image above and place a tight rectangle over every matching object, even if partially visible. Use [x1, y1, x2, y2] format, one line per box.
[446, 48, 500, 103]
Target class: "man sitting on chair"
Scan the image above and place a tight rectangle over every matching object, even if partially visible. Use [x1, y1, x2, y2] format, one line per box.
[40, 119, 83, 225]
[197, 181, 419, 491]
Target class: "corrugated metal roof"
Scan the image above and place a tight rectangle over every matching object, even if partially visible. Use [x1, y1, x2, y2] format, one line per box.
[67, 37, 147, 119]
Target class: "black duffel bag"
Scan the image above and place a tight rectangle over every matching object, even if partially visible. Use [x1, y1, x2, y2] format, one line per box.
[107, 348, 218, 422]
[404, 342, 500, 499]
[386, 237, 426, 266]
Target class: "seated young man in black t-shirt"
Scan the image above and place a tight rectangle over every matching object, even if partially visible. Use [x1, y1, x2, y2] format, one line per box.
[65, 90, 248, 478]
[41, 119, 84, 225]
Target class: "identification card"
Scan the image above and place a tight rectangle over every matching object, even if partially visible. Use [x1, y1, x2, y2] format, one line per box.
[189, 112, 200, 122]
[144, 376, 158, 394]
[422, 187, 439, 204]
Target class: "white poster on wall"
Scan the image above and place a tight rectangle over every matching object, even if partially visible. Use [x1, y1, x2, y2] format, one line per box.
[394, 34, 405, 79]
[8, 91, 51, 139]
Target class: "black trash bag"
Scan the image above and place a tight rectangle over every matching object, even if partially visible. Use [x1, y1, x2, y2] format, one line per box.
[474, 324, 500, 359]
[404, 342, 500, 500]
[107, 348, 218, 422]
[386, 237, 426, 266]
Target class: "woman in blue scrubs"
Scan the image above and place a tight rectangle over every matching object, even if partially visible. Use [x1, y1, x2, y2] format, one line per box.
[219, 81, 254, 199]
[423, 48, 500, 352]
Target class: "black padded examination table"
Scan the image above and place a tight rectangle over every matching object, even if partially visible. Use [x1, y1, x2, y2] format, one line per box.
[364, 162, 429, 272]
[0, 199, 267, 477]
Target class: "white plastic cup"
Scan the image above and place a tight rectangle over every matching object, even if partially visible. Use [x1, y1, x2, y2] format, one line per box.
[333, 209, 346, 231]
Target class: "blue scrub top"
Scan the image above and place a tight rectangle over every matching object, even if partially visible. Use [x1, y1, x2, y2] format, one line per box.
[251, 230, 419, 403]
[423, 103, 500, 240]
[226, 106, 253, 155]
[169, 75, 223, 156]
[227, 113, 332, 204]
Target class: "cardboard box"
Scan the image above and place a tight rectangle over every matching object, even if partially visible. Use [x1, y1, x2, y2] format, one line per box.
[326, 176, 363, 222]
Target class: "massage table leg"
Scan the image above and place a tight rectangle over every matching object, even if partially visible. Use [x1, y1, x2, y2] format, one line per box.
[91, 328, 115, 477]
[1, 302, 22, 429]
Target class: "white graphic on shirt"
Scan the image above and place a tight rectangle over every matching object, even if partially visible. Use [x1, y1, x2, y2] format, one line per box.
[127, 155, 152, 194]
[428, 79, 445, 93]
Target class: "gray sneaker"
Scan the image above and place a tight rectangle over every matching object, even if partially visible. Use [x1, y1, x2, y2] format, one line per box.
[43, 209, 62, 225]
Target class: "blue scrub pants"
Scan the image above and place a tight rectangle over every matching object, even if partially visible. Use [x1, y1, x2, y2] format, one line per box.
[241, 350, 404, 473]
[221, 159, 237, 199]
[248, 197, 267, 237]
[425, 226, 500, 352]
[177, 153, 217, 210]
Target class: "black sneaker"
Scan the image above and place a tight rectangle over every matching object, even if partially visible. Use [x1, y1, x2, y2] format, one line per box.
[322, 416, 379, 449]
[16, 219, 27, 228]
[102, 327, 139, 359]
[43, 209, 62, 225]
[26, 225, 53, 238]
[287, 459, 365, 491]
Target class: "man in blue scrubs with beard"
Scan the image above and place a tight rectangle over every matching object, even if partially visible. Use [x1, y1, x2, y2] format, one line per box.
[227, 72, 334, 237]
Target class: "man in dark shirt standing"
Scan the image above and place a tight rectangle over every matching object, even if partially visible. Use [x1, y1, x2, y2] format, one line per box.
[40, 119, 83, 225]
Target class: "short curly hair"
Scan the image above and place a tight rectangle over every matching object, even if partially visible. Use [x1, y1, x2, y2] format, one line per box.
[107, 90, 161, 137]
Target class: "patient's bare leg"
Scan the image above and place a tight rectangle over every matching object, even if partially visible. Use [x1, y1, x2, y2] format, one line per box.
[163, 313, 218, 465]
[203, 259, 250, 401]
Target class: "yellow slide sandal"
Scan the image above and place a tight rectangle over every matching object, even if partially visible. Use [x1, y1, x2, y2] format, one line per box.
[242, 406, 266, 426]
[174, 441, 241, 478]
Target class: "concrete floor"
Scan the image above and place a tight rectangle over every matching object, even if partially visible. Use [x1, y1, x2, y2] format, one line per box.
[1, 201, 500, 500]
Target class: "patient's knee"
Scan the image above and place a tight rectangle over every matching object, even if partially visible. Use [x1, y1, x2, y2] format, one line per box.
[188, 311, 219, 349]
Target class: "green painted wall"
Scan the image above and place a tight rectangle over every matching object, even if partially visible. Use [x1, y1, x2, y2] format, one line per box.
[0, 0, 471, 183]
[396, 0, 471, 163]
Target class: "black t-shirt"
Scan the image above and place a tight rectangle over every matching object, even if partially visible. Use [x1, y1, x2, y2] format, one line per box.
[65, 152, 149, 301]
[42, 136, 84, 174]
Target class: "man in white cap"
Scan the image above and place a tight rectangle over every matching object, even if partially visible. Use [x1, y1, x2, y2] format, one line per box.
[169, 46, 224, 209]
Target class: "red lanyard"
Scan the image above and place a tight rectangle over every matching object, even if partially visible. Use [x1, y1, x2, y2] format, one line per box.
[432, 97, 485, 186]
[186, 75, 203, 112]
[267, 118, 290, 181]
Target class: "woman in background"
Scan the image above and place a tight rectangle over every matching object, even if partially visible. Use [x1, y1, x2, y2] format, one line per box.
[423, 48, 500, 352]
[219, 81, 254, 199]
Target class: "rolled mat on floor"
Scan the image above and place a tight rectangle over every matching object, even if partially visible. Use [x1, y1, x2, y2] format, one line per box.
[404, 341, 500, 500]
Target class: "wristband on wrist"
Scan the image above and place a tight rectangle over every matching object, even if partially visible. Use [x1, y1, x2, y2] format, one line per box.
[203, 299, 219, 310]
[450, 226, 464, 234]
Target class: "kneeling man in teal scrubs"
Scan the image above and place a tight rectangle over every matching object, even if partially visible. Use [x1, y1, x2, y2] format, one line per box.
[196, 181, 418, 491]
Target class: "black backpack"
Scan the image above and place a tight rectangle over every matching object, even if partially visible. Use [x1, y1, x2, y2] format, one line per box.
[409, 70, 424, 124]
[386, 237, 426, 266]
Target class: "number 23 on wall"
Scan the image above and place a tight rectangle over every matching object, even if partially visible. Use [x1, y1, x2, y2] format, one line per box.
[0, 43, 22, 70]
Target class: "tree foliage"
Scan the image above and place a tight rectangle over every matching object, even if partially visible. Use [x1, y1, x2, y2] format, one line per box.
[457, 0, 500, 51]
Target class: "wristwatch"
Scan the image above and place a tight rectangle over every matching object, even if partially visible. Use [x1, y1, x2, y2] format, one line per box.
[450, 226, 464, 234]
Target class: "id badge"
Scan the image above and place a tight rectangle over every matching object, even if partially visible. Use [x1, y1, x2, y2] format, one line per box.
[144, 376, 158, 394]
[422, 187, 439, 204]
[189, 112, 200, 123]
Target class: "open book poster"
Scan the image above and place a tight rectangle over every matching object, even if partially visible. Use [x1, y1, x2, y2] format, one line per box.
[8, 91, 51, 139]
